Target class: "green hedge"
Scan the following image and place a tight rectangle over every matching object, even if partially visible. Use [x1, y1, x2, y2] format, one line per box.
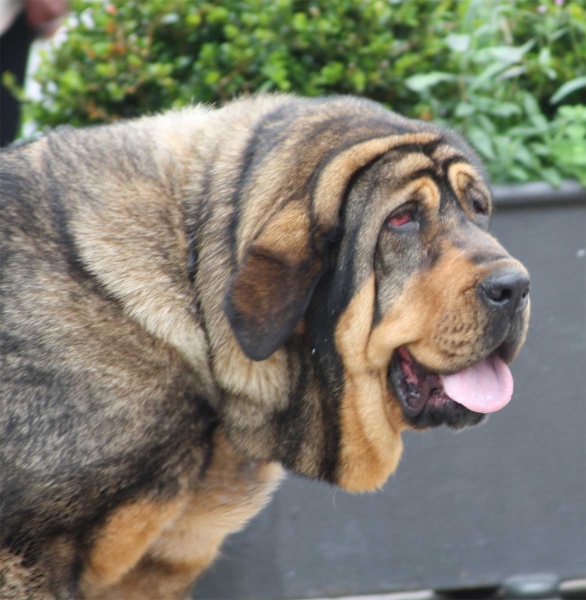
[18, 0, 586, 184]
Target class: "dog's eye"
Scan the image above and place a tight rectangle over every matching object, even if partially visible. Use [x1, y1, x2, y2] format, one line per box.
[386, 206, 420, 232]
[468, 188, 489, 218]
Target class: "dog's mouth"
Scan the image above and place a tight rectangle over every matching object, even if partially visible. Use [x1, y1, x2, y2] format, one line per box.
[388, 347, 514, 429]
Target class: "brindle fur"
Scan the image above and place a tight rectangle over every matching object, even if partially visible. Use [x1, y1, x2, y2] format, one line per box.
[0, 95, 529, 598]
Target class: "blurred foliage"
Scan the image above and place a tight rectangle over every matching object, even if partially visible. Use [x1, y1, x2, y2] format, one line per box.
[13, 0, 586, 184]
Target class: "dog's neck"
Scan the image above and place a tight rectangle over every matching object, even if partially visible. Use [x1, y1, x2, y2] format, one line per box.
[62, 100, 401, 489]
[56, 104, 340, 482]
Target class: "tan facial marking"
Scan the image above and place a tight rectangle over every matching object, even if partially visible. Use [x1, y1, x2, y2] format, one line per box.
[314, 133, 440, 227]
[335, 275, 404, 492]
[367, 276, 433, 370]
[430, 144, 466, 165]
[447, 163, 491, 215]
[410, 176, 441, 211]
[408, 254, 486, 368]
[384, 152, 434, 181]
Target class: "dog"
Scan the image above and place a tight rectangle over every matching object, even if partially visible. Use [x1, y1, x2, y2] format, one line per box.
[0, 94, 530, 599]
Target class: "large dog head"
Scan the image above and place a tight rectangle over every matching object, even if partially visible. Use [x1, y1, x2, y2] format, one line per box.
[218, 96, 530, 491]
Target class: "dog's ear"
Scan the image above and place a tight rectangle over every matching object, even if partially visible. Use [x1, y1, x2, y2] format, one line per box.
[223, 136, 414, 361]
[223, 201, 325, 361]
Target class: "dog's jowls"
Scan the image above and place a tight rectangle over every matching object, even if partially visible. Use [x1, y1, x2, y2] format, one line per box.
[0, 95, 530, 598]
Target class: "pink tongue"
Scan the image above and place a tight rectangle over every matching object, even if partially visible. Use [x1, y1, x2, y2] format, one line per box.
[441, 355, 514, 414]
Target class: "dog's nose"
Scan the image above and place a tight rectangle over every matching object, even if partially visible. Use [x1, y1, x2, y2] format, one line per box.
[478, 268, 530, 312]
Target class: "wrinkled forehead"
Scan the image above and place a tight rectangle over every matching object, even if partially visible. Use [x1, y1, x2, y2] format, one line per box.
[373, 142, 491, 205]
[338, 141, 492, 278]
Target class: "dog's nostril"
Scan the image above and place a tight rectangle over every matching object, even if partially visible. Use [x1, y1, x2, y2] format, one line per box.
[479, 269, 530, 310]
[482, 281, 512, 305]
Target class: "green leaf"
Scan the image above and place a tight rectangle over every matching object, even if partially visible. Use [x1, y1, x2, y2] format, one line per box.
[469, 62, 508, 92]
[515, 144, 539, 169]
[1, 71, 25, 100]
[530, 143, 551, 157]
[319, 62, 345, 85]
[185, 13, 202, 27]
[485, 40, 535, 65]
[292, 12, 308, 32]
[204, 71, 220, 85]
[550, 77, 586, 104]
[224, 24, 239, 39]
[494, 136, 513, 162]
[477, 114, 497, 135]
[455, 102, 475, 117]
[405, 72, 457, 93]
[60, 69, 84, 92]
[446, 34, 470, 53]
[523, 94, 548, 132]
[540, 168, 562, 187]
[161, 13, 179, 25]
[206, 6, 229, 24]
[500, 66, 526, 80]
[508, 166, 530, 182]
[350, 70, 367, 93]
[487, 101, 522, 118]
[538, 47, 552, 69]
[467, 127, 495, 159]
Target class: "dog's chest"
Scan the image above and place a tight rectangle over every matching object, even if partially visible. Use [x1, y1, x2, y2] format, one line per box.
[186, 431, 284, 537]
[152, 443, 284, 565]
[81, 432, 283, 598]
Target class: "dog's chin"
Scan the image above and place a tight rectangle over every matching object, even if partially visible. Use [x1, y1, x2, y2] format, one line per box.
[388, 348, 487, 431]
